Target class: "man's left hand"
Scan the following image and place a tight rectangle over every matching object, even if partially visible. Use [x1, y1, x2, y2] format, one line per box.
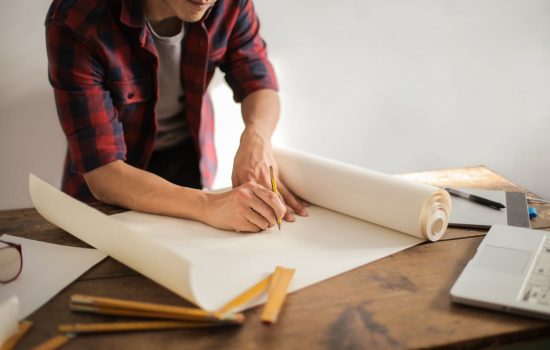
[232, 128, 308, 222]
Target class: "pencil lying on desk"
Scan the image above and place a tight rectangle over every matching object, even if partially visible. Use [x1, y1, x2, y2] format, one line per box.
[1, 321, 32, 350]
[261, 266, 295, 324]
[32, 334, 74, 350]
[70, 294, 244, 324]
[214, 266, 295, 324]
[58, 320, 238, 334]
[214, 273, 273, 318]
[70, 304, 243, 325]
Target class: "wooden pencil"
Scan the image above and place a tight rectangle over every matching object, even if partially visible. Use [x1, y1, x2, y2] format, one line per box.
[70, 304, 244, 324]
[31, 334, 73, 350]
[261, 266, 295, 324]
[1, 321, 32, 350]
[71, 294, 208, 317]
[269, 166, 282, 230]
[58, 320, 236, 334]
[214, 273, 272, 318]
[70, 294, 243, 323]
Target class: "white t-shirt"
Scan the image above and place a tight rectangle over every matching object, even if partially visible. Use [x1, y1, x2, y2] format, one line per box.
[146, 20, 189, 151]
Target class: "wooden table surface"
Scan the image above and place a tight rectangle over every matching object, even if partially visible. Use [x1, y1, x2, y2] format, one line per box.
[1, 166, 550, 350]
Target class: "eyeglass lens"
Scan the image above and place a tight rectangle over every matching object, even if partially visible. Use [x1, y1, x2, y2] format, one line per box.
[0, 242, 23, 283]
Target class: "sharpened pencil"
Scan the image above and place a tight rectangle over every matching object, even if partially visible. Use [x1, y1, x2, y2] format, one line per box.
[214, 273, 272, 318]
[269, 166, 282, 230]
[70, 304, 243, 324]
[32, 334, 73, 350]
[1, 321, 33, 350]
[58, 320, 237, 334]
[70, 294, 243, 323]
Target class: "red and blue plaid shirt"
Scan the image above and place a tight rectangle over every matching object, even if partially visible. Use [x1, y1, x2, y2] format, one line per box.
[46, 0, 278, 201]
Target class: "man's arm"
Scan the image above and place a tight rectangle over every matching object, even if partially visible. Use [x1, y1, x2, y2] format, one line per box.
[84, 160, 286, 232]
[46, 21, 284, 233]
[219, 0, 308, 220]
[232, 89, 308, 221]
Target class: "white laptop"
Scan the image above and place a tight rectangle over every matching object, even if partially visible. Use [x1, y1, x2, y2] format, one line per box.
[451, 225, 550, 320]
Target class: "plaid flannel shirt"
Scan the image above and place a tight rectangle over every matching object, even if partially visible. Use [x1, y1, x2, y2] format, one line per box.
[46, 0, 278, 200]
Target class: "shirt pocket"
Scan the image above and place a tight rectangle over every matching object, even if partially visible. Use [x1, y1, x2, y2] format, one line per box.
[109, 76, 153, 107]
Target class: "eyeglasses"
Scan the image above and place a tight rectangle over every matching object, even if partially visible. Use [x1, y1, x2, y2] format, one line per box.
[0, 239, 23, 283]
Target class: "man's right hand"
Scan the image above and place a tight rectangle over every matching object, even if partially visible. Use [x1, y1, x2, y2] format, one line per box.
[202, 182, 286, 233]
[84, 161, 286, 233]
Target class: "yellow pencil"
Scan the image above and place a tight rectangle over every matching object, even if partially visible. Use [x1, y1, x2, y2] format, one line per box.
[1, 321, 33, 350]
[214, 273, 273, 318]
[269, 166, 281, 230]
[32, 334, 74, 350]
[58, 320, 236, 334]
[69, 294, 243, 323]
[260, 266, 295, 324]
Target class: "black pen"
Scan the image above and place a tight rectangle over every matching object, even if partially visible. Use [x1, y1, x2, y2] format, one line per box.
[445, 188, 506, 210]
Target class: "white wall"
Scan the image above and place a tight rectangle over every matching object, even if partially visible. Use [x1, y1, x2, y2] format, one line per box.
[0, 1, 66, 210]
[1, 0, 549, 210]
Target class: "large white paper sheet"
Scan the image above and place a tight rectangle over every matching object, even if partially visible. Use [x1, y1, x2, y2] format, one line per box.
[29, 176, 197, 307]
[112, 207, 422, 311]
[0, 235, 106, 319]
[29, 149, 451, 311]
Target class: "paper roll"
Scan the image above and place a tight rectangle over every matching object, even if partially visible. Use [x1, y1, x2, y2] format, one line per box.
[275, 148, 451, 241]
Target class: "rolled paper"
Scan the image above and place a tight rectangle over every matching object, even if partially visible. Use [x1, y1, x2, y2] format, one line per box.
[275, 148, 451, 241]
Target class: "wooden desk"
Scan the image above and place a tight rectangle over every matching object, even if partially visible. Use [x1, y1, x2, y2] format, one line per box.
[2, 166, 550, 349]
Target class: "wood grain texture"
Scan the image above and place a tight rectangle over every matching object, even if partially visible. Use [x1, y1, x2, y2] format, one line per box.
[399, 165, 550, 239]
[2, 166, 550, 349]
[398, 165, 529, 193]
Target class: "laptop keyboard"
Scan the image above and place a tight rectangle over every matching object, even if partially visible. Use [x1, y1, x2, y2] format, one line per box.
[521, 238, 550, 306]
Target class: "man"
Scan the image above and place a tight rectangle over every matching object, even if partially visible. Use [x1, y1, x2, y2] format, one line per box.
[45, 0, 307, 232]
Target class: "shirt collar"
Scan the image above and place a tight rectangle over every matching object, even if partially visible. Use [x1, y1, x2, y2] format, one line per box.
[120, 0, 145, 28]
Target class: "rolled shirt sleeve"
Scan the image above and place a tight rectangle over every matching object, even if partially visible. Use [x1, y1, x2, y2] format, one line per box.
[46, 22, 126, 174]
[219, 0, 279, 103]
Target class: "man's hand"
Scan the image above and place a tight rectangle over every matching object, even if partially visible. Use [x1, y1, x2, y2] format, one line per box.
[232, 89, 308, 222]
[232, 127, 308, 222]
[203, 181, 286, 232]
[84, 160, 286, 233]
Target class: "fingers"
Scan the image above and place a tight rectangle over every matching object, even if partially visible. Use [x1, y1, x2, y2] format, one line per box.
[229, 182, 285, 233]
[244, 208, 270, 231]
[235, 218, 263, 233]
[229, 167, 309, 231]
[283, 205, 295, 222]
[277, 182, 308, 219]
[250, 183, 286, 225]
